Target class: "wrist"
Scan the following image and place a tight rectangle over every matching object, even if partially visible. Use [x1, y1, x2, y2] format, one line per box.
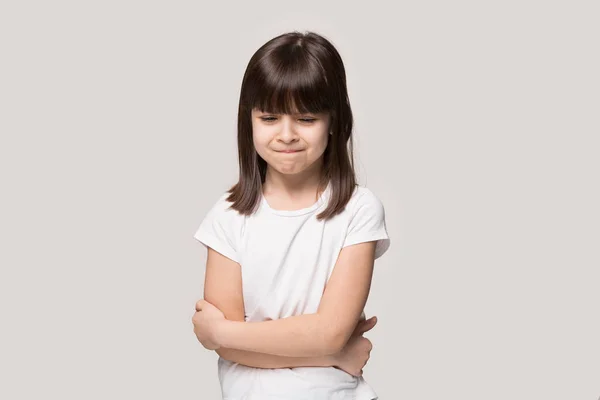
[326, 352, 340, 367]
[213, 319, 230, 348]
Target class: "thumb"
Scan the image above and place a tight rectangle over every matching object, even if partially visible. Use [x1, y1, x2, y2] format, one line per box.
[355, 316, 378, 335]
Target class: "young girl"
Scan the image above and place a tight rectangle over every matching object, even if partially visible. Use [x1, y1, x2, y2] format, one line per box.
[192, 31, 391, 400]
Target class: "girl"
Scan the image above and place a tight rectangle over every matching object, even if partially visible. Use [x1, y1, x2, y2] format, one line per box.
[192, 31, 391, 400]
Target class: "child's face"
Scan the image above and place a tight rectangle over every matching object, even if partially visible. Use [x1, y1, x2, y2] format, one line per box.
[251, 107, 331, 176]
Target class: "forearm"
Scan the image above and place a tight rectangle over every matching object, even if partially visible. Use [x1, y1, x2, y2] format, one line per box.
[216, 313, 339, 357]
[216, 347, 335, 369]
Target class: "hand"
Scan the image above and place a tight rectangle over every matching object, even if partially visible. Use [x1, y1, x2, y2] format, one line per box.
[331, 316, 377, 377]
[192, 299, 226, 350]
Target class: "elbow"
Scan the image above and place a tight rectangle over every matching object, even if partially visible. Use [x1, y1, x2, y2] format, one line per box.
[319, 316, 353, 356]
[323, 328, 349, 355]
[215, 347, 234, 361]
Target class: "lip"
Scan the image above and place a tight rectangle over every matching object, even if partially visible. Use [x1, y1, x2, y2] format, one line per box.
[277, 150, 303, 153]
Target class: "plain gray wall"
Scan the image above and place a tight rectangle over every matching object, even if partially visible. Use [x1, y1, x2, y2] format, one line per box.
[1, 1, 598, 399]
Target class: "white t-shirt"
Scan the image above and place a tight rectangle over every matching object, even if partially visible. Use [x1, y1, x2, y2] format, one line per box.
[193, 182, 391, 400]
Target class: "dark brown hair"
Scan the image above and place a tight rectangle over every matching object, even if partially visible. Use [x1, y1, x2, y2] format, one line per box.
[225, 31, 358, 221]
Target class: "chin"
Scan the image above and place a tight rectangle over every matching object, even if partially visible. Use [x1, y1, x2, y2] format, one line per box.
[276, 167, 306, 175]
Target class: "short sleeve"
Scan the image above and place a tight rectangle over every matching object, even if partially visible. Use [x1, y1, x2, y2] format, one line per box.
[193, 193, 240, 263]
[342, 189, 391, 260]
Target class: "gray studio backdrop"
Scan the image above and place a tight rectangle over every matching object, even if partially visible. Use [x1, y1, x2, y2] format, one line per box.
[1, 1, 599, 399]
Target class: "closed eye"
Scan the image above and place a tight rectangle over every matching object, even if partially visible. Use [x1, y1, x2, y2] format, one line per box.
[260, 117, 316, 123]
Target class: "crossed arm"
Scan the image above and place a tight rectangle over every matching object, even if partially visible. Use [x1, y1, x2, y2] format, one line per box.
[199, 240, 377, 366]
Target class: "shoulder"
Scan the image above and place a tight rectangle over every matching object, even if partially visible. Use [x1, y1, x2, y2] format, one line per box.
[193, 190, 244, 263]
[347, 186, 386, 214]
[205, 192, 247, 237]
[212, 191, 236, 212]
[205, 191, 244, 221]
[342, 185, 390, 259]
[195, 190, 247, 237]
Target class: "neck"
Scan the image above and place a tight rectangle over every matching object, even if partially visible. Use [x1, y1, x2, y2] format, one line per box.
[263, 160, 327, 199]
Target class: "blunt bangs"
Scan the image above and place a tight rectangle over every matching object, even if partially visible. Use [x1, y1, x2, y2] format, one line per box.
[248, 50, 333, 116]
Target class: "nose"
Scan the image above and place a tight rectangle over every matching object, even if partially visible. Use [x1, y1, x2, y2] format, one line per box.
[277, 118, 299, 143]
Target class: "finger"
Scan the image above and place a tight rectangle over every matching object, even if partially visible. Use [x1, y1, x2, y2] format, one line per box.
[195, 299, 204, 312]
[357, 316, 375, 328]
[352, 317, 373, 335]
[352, 316, 377, 336]
[356, 316, 378, 335]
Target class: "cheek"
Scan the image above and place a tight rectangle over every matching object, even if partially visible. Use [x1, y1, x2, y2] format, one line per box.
[252, 135, 271, 158]
[311, 132, 330, 151]
[252, 123, 270, 142]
